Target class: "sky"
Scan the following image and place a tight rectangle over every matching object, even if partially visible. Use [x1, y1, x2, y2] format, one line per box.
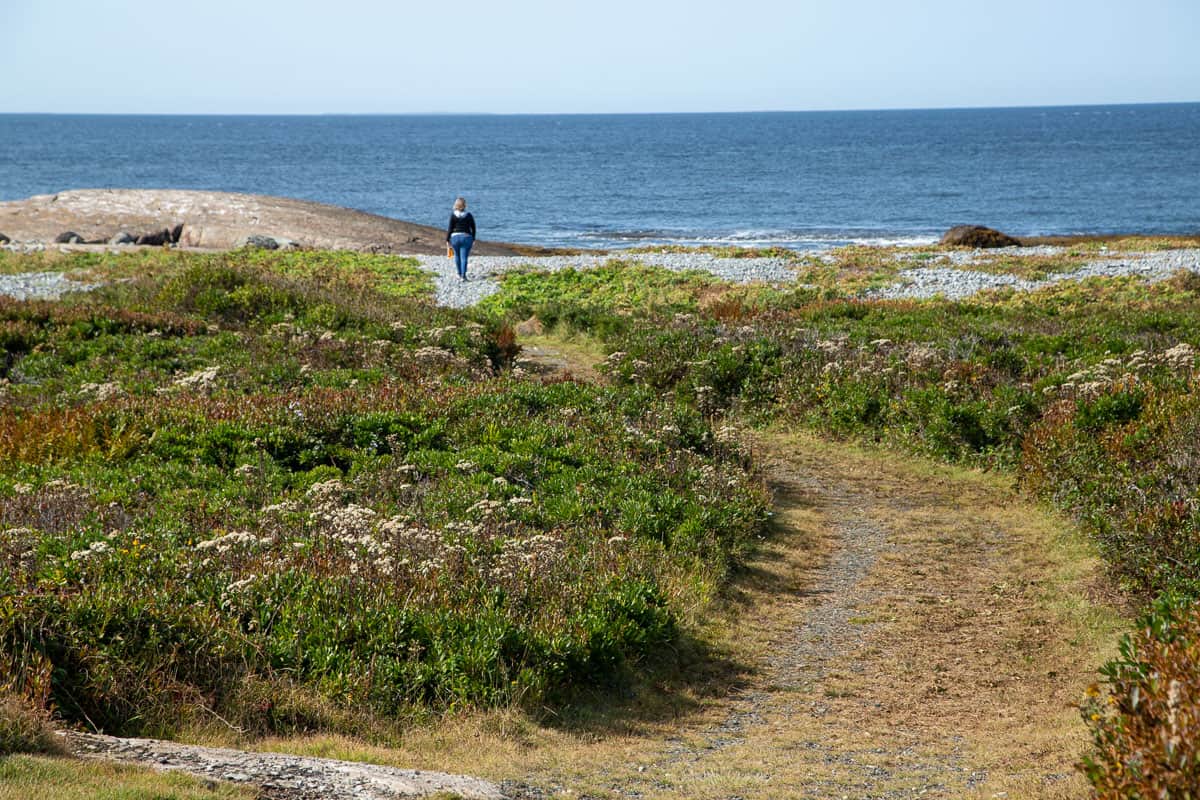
[4, 0, 1198, 114]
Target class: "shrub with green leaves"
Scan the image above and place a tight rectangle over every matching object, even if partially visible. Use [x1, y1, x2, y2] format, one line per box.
[0, 257, 767, 737]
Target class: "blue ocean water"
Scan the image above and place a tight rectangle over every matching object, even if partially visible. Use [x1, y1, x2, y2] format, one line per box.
[1, 105, 1198, 250]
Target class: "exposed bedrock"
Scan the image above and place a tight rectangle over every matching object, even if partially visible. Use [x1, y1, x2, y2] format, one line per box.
[0, 189, 531, 255]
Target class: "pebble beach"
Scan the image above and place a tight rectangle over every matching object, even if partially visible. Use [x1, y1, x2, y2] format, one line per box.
[3, 243, 1200, 307]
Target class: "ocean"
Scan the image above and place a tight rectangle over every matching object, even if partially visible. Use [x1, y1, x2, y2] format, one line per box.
[2, 104, 1198, 250]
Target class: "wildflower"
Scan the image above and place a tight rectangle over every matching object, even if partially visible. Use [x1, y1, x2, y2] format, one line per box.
[70, 540, 112, 561]
[305, 479, 349, 503]
[226, 576, 256, 593]
[467, 499, 505, 518]
[172, 366, 220, 392]
[78, 381, 124, 401]
[194, 530, 263, 553]
[261, 500, 300, 515]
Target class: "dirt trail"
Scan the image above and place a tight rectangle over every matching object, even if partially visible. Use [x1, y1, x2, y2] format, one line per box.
[495, 342, 1126, 799]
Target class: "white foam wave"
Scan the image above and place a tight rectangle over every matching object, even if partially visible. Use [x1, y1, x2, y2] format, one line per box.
[571, 228, 939, 250]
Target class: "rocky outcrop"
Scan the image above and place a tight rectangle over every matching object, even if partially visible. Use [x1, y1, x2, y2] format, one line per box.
[242, 235, 280, 250]
[0, 189, 535, 256]
[135, 228, 175, 246]
[66, 732, 506, 800]
[940, 225, 1022, 248]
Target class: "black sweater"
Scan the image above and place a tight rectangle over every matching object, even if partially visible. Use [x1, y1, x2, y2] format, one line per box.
[446, 212, 476, 241]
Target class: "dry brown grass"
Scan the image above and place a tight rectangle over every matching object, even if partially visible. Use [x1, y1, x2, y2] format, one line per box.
[0, 755, 254, 800]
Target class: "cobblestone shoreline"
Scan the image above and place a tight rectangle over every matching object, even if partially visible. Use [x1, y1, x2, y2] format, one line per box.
[3, 246, 1199, 307]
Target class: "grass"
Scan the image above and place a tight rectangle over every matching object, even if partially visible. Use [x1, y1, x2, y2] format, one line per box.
[0, 247, 433, 300]
[0, 756, 253, 800]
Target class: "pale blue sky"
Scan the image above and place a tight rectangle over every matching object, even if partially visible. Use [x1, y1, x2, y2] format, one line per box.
[5, 0, 1198, 113]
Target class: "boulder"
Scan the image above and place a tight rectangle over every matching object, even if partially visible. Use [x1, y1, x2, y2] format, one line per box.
[135, 228, 173, 246]
[0, 233, 10, 244]
[241, 235, 279, 250]
[940, 225, 1022, 248]
[177, 224, 204, 248]
[514, 316, 545, 337]
[54, 231, 84, 244]
[109, 232, 137, 245]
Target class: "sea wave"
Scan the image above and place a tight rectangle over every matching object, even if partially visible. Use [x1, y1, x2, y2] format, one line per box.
[570, 228, 940, 250]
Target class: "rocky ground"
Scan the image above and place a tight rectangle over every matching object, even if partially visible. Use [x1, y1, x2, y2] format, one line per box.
[421, 246, 1199, 307]
[874, 247, 1200, 300]
[6, 242, 1197, 308]
[65, 732, 506, 800]
[0, 189, 536, 256]
[0, 270, 101, 300]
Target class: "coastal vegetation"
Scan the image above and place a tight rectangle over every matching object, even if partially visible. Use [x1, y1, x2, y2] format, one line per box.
[2, 243, 1199, 795]
[0, 253, 766, 742]
[478, 254, 1200, 795]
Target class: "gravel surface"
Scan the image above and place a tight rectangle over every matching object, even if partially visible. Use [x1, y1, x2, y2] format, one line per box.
[0, 270, 101, 300]
[872, 248, 1200, 300]
[65, 732, 506, 800]
[3, 245, 1199, 308]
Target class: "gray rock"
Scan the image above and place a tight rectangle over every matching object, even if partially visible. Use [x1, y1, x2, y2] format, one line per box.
[135, 228, 173, 246]
[53, 231, 84, 244]
[109, 232, 137, 245]
[241, 235, 280, 250]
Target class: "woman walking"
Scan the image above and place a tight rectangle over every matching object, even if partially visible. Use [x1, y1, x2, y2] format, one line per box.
[446, 197, 476, 281]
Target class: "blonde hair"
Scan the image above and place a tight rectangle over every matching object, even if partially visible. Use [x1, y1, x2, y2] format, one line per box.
[453, 197, 467, 211]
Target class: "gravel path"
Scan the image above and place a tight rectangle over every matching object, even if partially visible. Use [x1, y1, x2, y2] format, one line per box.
[413, 252, 799, 308]
[65, 732, 506, 800]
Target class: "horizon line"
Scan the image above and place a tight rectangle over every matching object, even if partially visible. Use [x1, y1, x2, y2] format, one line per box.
[2, 99, 1199, 117]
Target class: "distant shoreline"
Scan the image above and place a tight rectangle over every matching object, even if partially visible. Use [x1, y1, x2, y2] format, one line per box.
[2, 100, 1197, 117]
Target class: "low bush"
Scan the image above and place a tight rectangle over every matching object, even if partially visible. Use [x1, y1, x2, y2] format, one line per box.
[1081, 594, 1200, 797]
[0, 695, 63, 756]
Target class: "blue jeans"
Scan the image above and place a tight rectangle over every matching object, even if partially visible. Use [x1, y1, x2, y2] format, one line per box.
[450, 233, 474, 278]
